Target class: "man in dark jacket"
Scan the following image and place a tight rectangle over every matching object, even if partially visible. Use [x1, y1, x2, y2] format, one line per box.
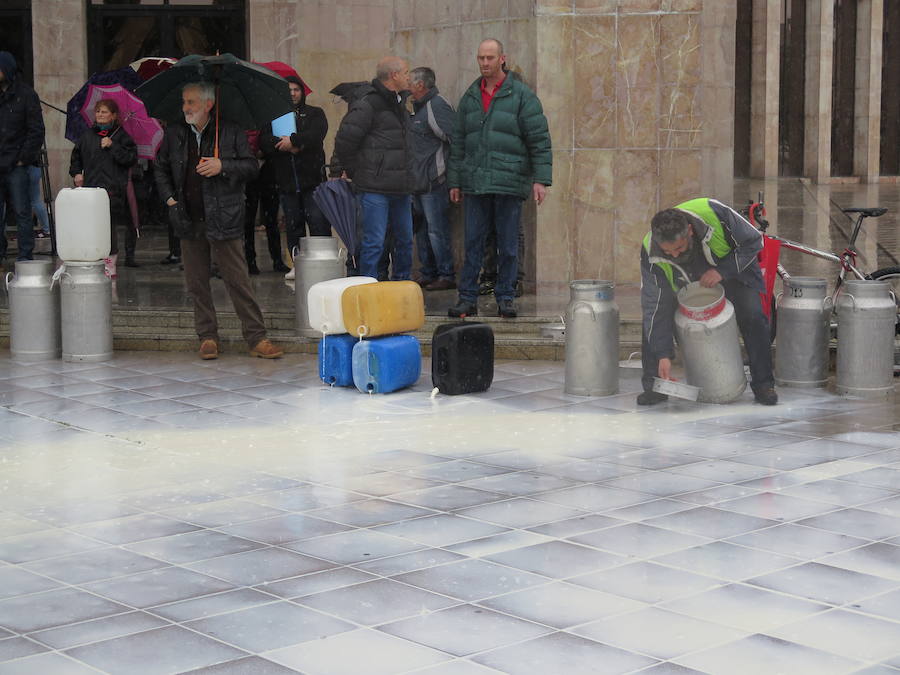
[0, 51, 45, 262]
[639, 198, 777, 406]
[155, 82, 282, 360]
[409, 66, 455, 291]
[447, 39, 552, 319]
[259, 75, 329, 278]
[332, 56, 415, 280]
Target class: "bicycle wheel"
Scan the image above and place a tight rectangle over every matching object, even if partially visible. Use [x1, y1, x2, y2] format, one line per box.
[867, 266, 900, 335]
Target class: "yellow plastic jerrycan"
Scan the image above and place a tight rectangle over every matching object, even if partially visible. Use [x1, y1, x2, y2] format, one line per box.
[341, 281, 425, 338]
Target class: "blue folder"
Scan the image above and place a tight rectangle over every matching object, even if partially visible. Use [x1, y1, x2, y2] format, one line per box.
[271, 112, 297, 137]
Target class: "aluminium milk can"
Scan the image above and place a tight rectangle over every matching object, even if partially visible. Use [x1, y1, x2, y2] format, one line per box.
[564, 280, 619, 396]
[294, 236, 344, 334]
[674, 282, 747, 403]
[836, 279, 896, 397]
[775, 277, 831, 388]
[6, 259, 61, 361]
[59, 262, 113, 362]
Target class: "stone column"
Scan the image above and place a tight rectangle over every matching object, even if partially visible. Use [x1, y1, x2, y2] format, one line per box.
[750, 0, 781, 178]
[853, 0, 883, 182]
[804, 0, 834, 182]
[32, 0, 87, 194]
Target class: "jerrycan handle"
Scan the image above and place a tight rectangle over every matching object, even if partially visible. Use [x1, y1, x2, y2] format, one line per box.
[4, 272, 12, 290]
[355, 294, 369, 337]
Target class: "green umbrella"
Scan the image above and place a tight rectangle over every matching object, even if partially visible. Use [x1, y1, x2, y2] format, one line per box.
[135, 53, 293, 131]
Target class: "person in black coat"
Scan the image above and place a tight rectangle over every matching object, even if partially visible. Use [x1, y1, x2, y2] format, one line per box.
[69, 98, 139, 269]
[258, 75, 330, 276]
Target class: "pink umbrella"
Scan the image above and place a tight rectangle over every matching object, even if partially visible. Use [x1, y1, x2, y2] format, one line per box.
[80, 83, 164, 160]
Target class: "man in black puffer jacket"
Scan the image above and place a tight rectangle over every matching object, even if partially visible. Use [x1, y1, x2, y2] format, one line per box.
[332, 56, 416, 280]
[155, 82, 282, 361]
[0, 51, 45, 262]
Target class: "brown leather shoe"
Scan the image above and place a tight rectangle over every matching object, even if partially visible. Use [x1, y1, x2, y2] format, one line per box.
[425, 278, 456, 291]
[250, 339, 284, 359]
[199, 339, 218, 360]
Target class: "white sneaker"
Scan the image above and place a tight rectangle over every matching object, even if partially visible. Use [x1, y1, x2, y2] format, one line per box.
[284, 267, 295, 280]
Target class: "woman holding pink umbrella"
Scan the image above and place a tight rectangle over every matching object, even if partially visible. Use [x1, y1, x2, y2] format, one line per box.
[69, 98, 138, 276]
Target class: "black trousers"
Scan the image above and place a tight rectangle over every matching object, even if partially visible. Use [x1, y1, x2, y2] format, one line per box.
[244, 171, 284, 268]
[641, 279, 774, 393]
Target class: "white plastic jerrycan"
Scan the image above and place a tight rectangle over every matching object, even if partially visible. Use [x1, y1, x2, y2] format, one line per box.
[55, 188, 111, 262]
[307, 276, 377, 334]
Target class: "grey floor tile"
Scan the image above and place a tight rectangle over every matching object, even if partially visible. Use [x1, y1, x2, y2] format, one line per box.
[378, 604, 551, 657]
[780, 479, 898, 508]
[23, 500, 140, 527]
[674, 633, 860, 675]
[603, 498, 695, 522]
[297, 578, 458, 625]
[373, 514, 509, 547]
[0, 530, 106, 564]
[728, 523, 871, 559]
[635, 664, 707, 675]
[186, 547, 335, 585]
[645, 506, 779, 539]
[178, 656, 301, 674]
[860, 496, 900, 518]
[28, 611, 169, 650]
[159, 499, 288, 528]
[571, 522, 711, 559]
[536, 460, 638, 483]
[0, 652, 100, 674]
[730, 448, 830, 471]
[574, 607, 747, 660]
[352, 548, 464, 576]
[395, 558, 549, 601]
[747, 562, 899, 606]
[264, 628, 451, 675]
[768, 608, 900, 662]
[446, 530, 554, 558]
[666, 459, 778, 484]
[187, 601, 354, 652]
[849, 588, 900, 622]
[673, 483, 765, 506]
[458, 471, 579, 497]
[660, 583, 829, 633]
[797, 509, 900, 540]
[305, 499, 435, 527]
[820, 543, 900, 581]
[570, 561, 722, 604]
[147, 588, 277, 623]
[472, 631, 657, 675]
[83, 566, 234, 609]
[244, 485, 371, 512]
[455, 498, 587, 528]
[217, 513, 352, 545]
[485, 540, 626, 578]
[716, 492, 839, 521]
[535, 484, 653, 511]
[479, 581, 644, 628]
[406, 459, 513, 482]
[0, 588, 131, 633]
[65, 625, 246, 675]
[411, 661, 502, 675]
[284, 528, 426, 564]
[256, 568, 379, 599]
[653, 541, 801, 580]
[69, 513, 201, 545]
[358, 449, 452, 471]
[124, 530, 264, 564]
[0, 637, 47, 662]
[22, 547, 169, 584]
[0, 514, 51, 538]
[838, 468, 900, 491]
[327, 472, 443, 498]
[0, 566, 61, 600]
[527, 513, 624, 537]
[391, 484, 507, 511]
[601, 471, 723, 497]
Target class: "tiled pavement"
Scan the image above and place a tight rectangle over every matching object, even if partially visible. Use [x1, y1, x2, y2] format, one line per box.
[0, 352, 898, 674]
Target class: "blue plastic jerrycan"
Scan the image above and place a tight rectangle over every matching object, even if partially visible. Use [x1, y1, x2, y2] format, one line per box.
[351, 335, 422, 394]
[318, 334, 357, 386]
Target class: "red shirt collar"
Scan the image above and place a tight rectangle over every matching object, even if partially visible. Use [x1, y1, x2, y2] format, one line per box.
[480, 75, 505, 95]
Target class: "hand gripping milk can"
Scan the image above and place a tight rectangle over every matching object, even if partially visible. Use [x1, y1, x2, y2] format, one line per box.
[775, 277, 830, 388]
[294, 237, 345, 335]
[564, 280, 619, 396]
[674, 282, 747, 403]
[836, 279, 896, 398]
[6, 260, 61, 361]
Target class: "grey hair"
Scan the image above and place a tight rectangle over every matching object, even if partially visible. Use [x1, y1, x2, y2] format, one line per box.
[182, 81, 216, 103]
[376, 56, 406, 82]
[410, 67, 435, 89]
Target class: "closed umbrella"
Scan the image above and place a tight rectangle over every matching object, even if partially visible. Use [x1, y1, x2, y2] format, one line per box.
[80, 83, 164, 160]
[313, 179, 358, 268]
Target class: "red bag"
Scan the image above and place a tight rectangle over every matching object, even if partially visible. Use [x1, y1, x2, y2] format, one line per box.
[758, 235, 781, 318]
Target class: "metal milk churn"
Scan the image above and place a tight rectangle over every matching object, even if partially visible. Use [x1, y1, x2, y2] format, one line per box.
[674, 282, 747, 403]
[564, 280, 619, 396]
[775, 277, 831, 388]
[294, 236, 344, 335]
[58, 262, 113, 362]
[836, 279, 896, 397]
[5, 259, 61, 361]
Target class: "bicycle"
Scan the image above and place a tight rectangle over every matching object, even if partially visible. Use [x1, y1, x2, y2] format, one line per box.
[745, 194, 900, 338]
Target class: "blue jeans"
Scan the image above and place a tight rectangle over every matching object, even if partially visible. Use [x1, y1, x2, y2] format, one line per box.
[414, 183, 454, 281]
[358, 192, 413, 280]
[0, 166, 34, 260]
[459, 193, 523, 302]
[28, 165, 50, 234]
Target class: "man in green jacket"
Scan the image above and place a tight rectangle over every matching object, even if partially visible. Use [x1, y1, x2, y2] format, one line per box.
[447, 39, 552, 319]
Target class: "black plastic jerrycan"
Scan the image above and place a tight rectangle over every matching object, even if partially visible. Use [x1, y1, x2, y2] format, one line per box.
[431, 322, 494, 395]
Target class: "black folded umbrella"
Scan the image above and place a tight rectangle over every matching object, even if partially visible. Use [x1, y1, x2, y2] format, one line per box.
[313, 179, 358, 267]
[329, 81, 368, 103]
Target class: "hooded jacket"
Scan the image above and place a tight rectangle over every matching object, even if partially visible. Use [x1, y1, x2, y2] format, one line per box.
[332, 78, 415, 195]
[258, 86, 328, 194]
[155, 117, 258, 241]
[69, 124, 137, 191]
[640, 198, 764, 361]
[409, 86, 454, 193]
[0, 51, 45, 174]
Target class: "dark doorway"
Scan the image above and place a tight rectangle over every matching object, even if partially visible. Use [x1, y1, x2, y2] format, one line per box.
[830, 0, 856, 177]
[881, 0, 900, 175]
[86, 0, 246, 75]
[734, 0, 752, 177]
[0, 0, 33, 86]
[779, 0, 806, 176]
